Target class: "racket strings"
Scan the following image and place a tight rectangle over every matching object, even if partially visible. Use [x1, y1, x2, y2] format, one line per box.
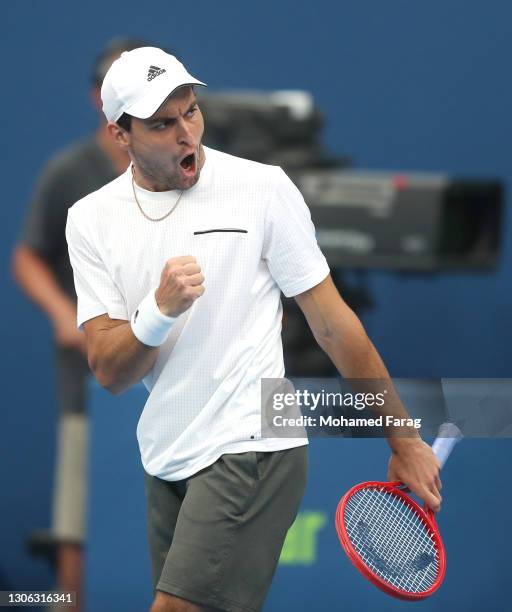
[344, 488, 439, 593]
[350, 492, 438, 592]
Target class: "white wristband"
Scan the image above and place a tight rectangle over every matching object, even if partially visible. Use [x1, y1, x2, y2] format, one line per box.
[130, 289, 176, 347]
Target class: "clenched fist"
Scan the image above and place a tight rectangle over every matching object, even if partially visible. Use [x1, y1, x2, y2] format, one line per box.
[155, 256, 205, 318]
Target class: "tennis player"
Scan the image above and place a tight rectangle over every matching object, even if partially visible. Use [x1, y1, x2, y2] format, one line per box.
[65, 47, 442, 612]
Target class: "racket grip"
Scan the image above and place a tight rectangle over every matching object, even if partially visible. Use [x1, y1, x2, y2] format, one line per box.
[431, 423, 462, 468]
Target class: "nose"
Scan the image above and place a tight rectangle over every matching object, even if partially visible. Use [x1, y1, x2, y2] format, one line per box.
[176, 117, 195, 147]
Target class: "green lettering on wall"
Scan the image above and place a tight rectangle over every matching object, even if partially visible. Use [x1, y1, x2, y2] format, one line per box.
[279, 511, 327, 566]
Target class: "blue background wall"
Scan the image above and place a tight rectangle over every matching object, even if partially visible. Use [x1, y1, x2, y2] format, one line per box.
[2, 0, 511, 604]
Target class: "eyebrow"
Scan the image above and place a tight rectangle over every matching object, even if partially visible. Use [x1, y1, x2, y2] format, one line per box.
[144, 99, 198, 125]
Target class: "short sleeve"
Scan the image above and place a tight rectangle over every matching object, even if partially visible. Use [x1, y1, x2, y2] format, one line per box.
[65, 212, 129, 329]
[262, 168, 330, 297]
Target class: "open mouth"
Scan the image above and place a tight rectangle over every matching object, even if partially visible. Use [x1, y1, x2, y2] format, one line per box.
[180, 153, 197, 176]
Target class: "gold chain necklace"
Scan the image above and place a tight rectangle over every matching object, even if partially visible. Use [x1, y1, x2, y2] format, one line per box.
[131, 171, 183, 222]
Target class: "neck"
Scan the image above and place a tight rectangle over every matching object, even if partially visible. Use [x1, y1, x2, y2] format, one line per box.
[95, 123, 130, 174]
[131, 166, 175, 192]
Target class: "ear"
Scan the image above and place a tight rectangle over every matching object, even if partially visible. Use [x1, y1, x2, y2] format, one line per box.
[107, 122, 131, 150]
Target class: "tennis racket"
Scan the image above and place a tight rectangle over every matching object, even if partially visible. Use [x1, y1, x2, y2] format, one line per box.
[335, 423, 462, 600]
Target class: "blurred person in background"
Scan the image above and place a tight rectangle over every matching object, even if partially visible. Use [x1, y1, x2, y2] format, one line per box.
[11, 37, 149, 610]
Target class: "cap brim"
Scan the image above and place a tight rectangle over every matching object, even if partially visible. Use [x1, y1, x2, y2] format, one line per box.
[125, 76, 207, 120]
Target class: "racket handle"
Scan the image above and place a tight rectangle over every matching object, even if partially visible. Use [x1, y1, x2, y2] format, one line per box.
[431, 422, 462, 468]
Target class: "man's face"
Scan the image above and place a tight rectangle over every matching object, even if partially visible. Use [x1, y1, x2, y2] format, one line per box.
[127, 86, 205, 191]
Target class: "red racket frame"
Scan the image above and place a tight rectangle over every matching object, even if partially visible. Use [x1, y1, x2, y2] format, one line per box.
[335, 481, 446, 601]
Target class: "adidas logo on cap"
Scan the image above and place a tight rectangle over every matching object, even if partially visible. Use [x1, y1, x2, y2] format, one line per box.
[147, 65, 166, 81]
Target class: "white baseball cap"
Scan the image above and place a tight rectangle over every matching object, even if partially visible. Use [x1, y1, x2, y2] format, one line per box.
[101, 47, 207, 123]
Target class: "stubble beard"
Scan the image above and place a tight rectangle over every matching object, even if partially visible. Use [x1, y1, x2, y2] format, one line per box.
[131, 144, 202, 192]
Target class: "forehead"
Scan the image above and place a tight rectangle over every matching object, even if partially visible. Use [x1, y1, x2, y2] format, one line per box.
[151, 86, 196, 119]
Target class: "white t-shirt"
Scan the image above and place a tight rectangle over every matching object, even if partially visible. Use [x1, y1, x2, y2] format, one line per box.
[66, 146, 330, 481]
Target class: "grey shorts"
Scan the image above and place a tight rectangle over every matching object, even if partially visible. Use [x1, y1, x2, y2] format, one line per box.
[144, 445, 308, 612]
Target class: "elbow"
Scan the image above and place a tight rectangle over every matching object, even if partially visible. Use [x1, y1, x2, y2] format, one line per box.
[308, 316, 336, 352]
[314, 322, 372, 357]
[105, 383, 126, 396]
[105, 372, 131, 395]
[311, 324, 337, 354]
[88, 352, 124, 395]
[315, 333, 337, 357]
[96, 369, 125, 396]
[312, 331, 329, 353]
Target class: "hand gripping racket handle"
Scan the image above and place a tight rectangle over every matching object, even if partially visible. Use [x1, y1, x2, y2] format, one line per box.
[431, 422, 463, 468]
[423, 422, 462, 523]
[396, 422, 462, 520]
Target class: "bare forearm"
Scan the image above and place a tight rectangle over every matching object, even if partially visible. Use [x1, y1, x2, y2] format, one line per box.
[89, 320, 159, 394]
[296, 277, 441, 510]
[316, 314, 420, 442]
[11, 245, 73, 322]
[85, 256, 205, 395]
